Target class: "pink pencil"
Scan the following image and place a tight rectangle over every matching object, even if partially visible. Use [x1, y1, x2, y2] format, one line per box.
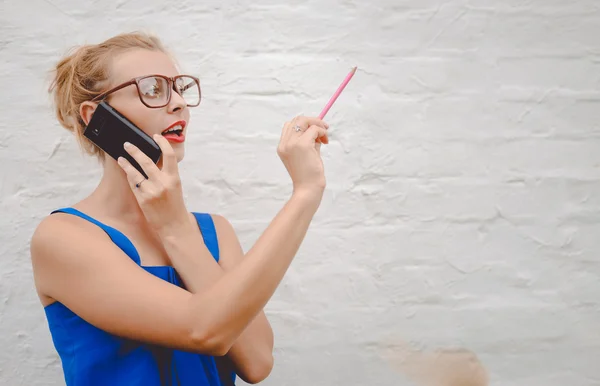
[319, 66, 357, 119]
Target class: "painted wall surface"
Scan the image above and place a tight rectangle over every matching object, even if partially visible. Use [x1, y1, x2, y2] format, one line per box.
[1, 1, 599, 385]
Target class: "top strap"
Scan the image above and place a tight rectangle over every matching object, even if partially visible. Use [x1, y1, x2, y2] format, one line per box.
[50, 208, 220, 265]
[50, 207, 142, 265]
[192, 213, 220, 262]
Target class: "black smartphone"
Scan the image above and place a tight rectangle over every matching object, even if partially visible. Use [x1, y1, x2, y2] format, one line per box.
[83, 101, 161, 179]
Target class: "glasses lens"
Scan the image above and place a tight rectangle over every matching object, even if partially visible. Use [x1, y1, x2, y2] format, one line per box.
[175, 76, 201, 106]
[138, 76, 170, 107]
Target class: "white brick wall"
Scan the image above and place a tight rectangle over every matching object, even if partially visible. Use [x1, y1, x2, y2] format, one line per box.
[1, 1, 599, 385]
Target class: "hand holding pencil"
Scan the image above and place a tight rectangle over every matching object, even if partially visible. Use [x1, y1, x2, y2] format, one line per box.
[276, 66, 357, 197]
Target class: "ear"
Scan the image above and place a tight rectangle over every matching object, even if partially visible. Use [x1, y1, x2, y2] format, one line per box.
[79, 101, 98, 126]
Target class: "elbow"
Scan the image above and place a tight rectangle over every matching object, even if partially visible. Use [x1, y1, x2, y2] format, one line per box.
[189, 326, 233, 357]
[239, 351, 274, 384]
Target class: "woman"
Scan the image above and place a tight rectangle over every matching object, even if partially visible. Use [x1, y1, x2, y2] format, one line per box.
[30, 32, 330, 386]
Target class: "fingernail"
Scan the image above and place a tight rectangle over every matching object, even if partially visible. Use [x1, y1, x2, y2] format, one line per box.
[117, 157, 124, 165]
[124, 142, 132, 149]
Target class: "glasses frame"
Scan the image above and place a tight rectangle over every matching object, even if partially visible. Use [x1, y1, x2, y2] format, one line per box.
[91, 74, 201, 109]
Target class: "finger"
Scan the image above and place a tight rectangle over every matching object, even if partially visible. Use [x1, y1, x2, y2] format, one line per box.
[280, 121, 290, 142]
[303, 125, 328, 143]
[283, 120, 295, 142]
[302, 125, 328, 145]
[295, 116, 329, 131]
[284, 116, 301, 142]
[152, 135, 178, 175]
[117, 156, 149, 191]
[123, 142, 161, 180]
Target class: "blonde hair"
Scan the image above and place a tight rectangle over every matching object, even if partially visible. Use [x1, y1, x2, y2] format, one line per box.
[49, 32, 168, 160]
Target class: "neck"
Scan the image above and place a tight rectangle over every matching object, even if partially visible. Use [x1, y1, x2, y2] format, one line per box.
[86, 158, 147, 223]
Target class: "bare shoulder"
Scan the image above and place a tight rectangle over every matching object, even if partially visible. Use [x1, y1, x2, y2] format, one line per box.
[31, 212, 109, 266]
[210, 213, 235, 235]
[209, 213, 244, 268]
[30, 212, 122, 304]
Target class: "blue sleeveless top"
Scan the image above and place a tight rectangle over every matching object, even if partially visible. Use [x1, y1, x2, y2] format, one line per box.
[44, 207, 236, 386]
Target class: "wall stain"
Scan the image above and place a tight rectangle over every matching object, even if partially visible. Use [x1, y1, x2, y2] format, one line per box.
[380, 339, 489, 386]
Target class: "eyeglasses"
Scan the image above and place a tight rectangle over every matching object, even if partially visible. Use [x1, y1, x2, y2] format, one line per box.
[91, 74, 201, 108]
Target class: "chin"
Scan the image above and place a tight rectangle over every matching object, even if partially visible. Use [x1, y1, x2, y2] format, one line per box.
[175, 148, 185, 162]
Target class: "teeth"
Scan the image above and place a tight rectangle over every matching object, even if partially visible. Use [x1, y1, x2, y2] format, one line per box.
[163, 125, 182, 134]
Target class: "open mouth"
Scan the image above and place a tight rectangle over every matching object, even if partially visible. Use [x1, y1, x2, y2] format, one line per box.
[161, 124, 184, 137]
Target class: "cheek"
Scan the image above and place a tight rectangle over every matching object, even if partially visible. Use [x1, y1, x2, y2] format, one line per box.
[109, 96, 158, 134]
[129, 109, 160, 134]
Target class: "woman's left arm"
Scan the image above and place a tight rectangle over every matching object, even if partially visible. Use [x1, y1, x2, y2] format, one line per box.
[210, 214, 275, 383]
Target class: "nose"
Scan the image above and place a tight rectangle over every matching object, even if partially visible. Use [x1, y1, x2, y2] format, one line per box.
[168, 87, 187, 113]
